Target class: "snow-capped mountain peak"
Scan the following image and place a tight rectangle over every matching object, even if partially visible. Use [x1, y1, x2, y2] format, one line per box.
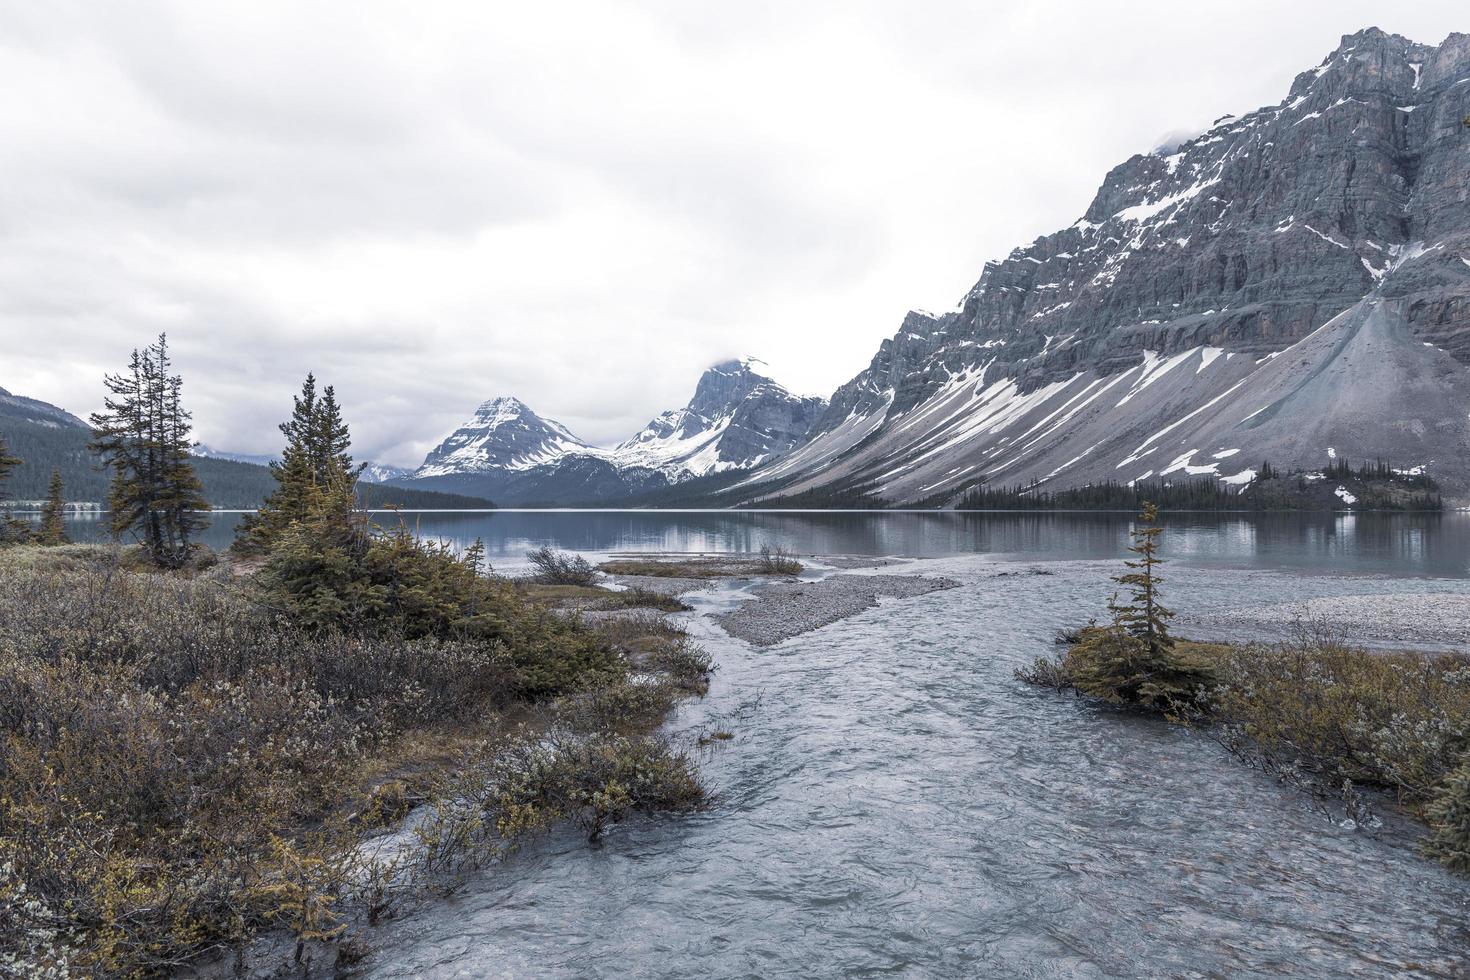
[614, 358, 825, 479]
[415, 395, 595, 478]
[405, 357, 827, 502]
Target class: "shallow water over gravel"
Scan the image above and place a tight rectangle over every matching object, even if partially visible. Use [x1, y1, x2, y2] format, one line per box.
[361, 557, 1470, 978]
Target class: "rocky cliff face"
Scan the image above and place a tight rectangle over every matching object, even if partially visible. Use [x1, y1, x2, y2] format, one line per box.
[404, 359, 825, 504]
[737, 28, 1470, 504]
[615, 358, 825, 478]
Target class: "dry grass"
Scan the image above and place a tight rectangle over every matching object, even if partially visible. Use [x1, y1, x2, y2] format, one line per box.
[0, 544, 713, 977]
[1022, 617, 1470, 871]
[516, 581, 691, 613]
[599, 554, 803, 579]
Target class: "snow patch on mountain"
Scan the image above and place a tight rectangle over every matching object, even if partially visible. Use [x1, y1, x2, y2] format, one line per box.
[411, 359, 826, 490]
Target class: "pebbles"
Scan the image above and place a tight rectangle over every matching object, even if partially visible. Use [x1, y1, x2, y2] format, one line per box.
[714, 573, 959, 647]
[814, 556, 912, 570]
[1186, 592, 1470, 650]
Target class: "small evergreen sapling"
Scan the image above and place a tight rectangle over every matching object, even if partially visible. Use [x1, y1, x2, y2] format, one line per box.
[1048, 502, 1215, 714]
[1111, 501, 1174, 656]
[37, 468, 69, 545]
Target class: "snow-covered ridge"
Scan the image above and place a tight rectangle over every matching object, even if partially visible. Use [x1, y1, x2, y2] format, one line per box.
[729, 27, 1470, 505]
[412, 359, 826, 484]
[415, 396, 598, 478]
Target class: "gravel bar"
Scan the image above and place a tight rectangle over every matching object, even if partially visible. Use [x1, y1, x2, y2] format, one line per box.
[607, 574, 715, 596]
[715, 573, 959, 647]
[1185, 592, 1470, 650]
[815, 556, 912, 570]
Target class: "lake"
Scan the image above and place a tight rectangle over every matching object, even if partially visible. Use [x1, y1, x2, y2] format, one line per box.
[58, 508, 1470, 578]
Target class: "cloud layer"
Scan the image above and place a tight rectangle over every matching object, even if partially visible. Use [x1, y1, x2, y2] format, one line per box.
[2, 1, 1463, 464]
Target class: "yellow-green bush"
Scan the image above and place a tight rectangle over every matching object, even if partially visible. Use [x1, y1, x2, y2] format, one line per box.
[1024, 625, 1216, 715]
[1022, 618, 1470, 872]
[260, 515, 624, 698]
[1210, 631, 1470, 805]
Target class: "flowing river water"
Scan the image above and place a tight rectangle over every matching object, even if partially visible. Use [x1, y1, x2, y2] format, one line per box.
[64, 510, 1470, 975]
[323, 513, 1470, 979]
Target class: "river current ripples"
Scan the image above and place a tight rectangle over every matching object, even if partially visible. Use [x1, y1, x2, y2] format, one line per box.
[362, 556, 1470, 978]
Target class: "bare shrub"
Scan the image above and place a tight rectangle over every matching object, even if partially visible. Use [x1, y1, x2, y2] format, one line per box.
[758, 544, 803, 575]
[527, 547, 599, 586]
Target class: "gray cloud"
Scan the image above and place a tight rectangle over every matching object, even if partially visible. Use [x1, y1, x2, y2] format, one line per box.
[1, 0, 1465, 464]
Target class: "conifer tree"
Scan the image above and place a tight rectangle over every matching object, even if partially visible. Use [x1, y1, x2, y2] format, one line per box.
[90, 334, 209, 567]
[0, 435, 29, 544]
[312, 385, 356, 488]
[238, 375, 362, 553]
[38, 468, 69, 545]
[1055, 501, 1214, 713]
[1109, 501, 1174, 656]
[0, 436, 19, 500]
[1425, 756, 1470, 874]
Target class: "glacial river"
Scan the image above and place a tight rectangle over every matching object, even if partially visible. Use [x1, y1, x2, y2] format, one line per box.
[313, 512, 1468, 978]
[63, 510, 1470, 974]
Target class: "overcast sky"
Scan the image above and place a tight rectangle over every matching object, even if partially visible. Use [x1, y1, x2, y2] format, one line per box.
[2, 2, 1464, 465]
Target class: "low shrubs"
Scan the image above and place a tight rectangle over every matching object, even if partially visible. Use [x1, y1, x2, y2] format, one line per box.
[757, 545, 803, 576]
[485, 728, 705, 842]
[527, 546, 599, 586]
[0, 531, 712, 975]
[1022, 626, 1217, 715]
[597, 586, 692, 613]
[1207, 624, 1470, 804]
[259, 508, 624, 699]
[598, 554, 801, 578]
[1020, 502, 1470, 873]
[597, 558, 725, 578]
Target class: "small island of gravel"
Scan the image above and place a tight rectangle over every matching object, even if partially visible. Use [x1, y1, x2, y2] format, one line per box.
[714, 573, 960, 647]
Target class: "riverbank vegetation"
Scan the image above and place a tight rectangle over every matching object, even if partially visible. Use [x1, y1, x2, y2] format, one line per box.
[1020, 502, 1470, 873]
[0, 368, 712, 976]
[598, 551, 805, 579]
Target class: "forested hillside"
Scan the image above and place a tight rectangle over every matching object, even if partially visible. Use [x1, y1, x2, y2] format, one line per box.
[1, 387, 493, 510]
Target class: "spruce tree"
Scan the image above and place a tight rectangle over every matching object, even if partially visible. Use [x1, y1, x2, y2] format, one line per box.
[313, 385, 357, 488]
[1110, 500, 1174, 655]
[0, 436, 19, 500]
[1061, 501, 1214, 713]
[38, 468, 69, 545]
[238, 375, 361, 553]
[0, 436, 29, 544]
[89, 334, 210, 568]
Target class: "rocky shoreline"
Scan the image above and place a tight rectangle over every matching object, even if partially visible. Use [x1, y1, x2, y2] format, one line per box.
[1183, 592, 1470, 651]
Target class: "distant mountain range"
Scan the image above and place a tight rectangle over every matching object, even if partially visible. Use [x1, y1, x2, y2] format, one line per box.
[8, 27, 1469, 511]
[0, 387, 279, 508]
[712, 27, 1470, 506]
[399, 358, 825, 505]
[193, 446, 413, 486]
[389, 28, 1470, 507]
[0, 388, 490, 511]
